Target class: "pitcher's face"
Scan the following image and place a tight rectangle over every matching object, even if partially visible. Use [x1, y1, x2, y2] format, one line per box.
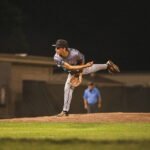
[55, 47, 64, 55]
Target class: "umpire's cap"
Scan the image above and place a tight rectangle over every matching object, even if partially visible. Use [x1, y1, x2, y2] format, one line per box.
[88, 81, 94, 86]
[52, 39, 68, 48]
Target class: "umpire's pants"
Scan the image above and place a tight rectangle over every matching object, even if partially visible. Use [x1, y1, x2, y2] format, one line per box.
[87, 103, 98, 113]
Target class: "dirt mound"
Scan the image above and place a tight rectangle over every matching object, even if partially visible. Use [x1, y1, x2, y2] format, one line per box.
[1, 113, 150, 123]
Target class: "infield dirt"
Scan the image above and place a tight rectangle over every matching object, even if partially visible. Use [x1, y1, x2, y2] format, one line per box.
[1, 113, 150, 123]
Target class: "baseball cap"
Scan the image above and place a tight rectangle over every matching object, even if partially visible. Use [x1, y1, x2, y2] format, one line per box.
[88, 82, 94, 86]
[52, 39, 69, 48]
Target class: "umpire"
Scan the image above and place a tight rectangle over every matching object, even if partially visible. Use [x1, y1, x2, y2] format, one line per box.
[83, 82, 102, 113]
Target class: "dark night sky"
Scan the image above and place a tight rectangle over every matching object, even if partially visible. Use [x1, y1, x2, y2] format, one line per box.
[0, 0, 149, 72]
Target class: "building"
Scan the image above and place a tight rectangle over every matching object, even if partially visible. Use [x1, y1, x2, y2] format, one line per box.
[0, 53, 55, 118]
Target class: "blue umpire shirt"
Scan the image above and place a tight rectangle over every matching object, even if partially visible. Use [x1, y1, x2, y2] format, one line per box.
[83, 87, 101, 104]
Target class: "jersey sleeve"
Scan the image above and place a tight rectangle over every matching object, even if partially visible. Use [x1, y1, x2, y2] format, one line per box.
[96, 88, 101, 98]
[77, 50, 85, 64]
[53, 54, 66, 71]
[54, 54, 64, 66]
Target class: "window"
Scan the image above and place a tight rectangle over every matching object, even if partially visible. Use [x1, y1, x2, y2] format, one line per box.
[0, 87, 6, 106]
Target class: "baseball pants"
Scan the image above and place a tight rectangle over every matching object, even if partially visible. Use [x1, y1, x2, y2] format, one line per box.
[87, 103, 98, 113]
[63, 64, 107, 112]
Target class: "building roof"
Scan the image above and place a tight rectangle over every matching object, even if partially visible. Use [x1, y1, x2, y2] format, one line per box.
[49, 72, 150, 87]
[49, 73, 124, 87]
[0, 53, 56, 66]
[100, 72, 150, 87]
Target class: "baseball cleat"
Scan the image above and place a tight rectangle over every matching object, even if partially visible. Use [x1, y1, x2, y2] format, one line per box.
[106, 60, 120, 73]
[57, 111, 69, 117]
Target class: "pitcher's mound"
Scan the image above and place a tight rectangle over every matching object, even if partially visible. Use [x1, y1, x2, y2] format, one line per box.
[1, 113, 150, 123]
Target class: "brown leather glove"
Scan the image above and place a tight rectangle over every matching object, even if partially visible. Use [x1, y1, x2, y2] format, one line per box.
[70, 73, 82, 87]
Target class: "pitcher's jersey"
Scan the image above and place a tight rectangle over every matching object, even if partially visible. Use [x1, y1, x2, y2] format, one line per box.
[54, 48, 85, 68]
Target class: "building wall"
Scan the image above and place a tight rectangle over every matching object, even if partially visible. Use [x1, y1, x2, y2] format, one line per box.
[16, 81, 150, 117]
[0, 62, 11, 118]
[101, 73, 150, 86]
[0, 62, 53, 118]
[11, 63, 53, 117]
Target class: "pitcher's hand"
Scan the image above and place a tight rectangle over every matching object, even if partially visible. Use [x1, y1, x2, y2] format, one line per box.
[86, 61, 93, 67]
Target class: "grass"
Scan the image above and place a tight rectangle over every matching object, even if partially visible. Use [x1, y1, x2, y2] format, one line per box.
[0, 122, 150, 150]
[0, 122, 150, 140]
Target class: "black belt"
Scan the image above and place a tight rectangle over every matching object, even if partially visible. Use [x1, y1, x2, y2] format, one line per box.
[69, 70, 82, 75]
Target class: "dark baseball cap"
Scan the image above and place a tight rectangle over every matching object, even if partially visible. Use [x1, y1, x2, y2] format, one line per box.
[52, 39, 69, 48]
[88, 82, 94, 86]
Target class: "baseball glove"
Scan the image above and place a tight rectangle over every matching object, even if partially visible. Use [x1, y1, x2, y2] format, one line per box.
[70, 73, 82, 87]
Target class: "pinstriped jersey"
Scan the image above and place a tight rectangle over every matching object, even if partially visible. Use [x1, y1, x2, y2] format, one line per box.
[54, 48, 85, 67]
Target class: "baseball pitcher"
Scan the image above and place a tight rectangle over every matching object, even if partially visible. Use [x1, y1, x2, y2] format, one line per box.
[52, 39, 120, 117]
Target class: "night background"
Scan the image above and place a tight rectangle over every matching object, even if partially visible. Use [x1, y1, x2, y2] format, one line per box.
[0, 0, 149, 71]
[1, 1, 150, 148]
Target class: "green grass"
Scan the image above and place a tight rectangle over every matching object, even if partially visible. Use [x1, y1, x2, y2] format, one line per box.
[0, 122, 150, 140]
[0, 122, 150, 150]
